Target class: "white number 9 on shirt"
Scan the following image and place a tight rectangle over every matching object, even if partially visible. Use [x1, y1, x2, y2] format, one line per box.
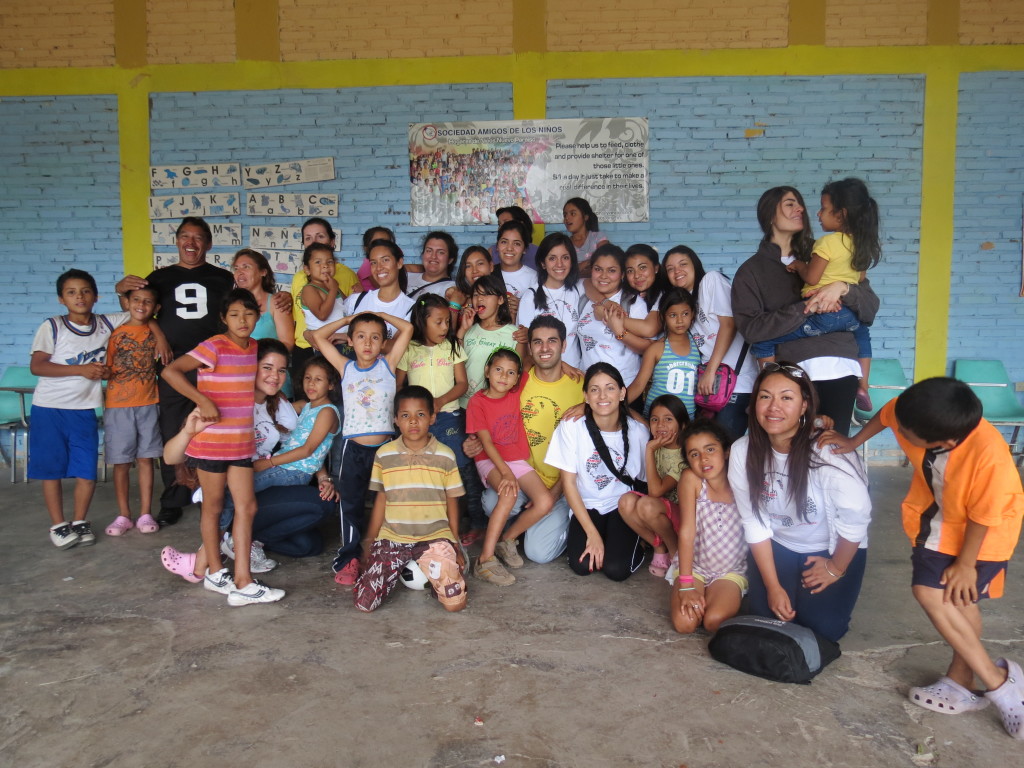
[175, 283, 208, 319]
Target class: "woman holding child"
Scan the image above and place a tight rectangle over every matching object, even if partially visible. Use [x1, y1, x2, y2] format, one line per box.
[728, 361, 871, 642]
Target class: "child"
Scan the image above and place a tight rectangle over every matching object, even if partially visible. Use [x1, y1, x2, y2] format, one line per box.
[103, 285, 165, 537]
[161, 288, 285, 606]
[29, 269, 131, 548]
[495, 219, 537, 315]
[457, 273, 526, 405]
[751, 177, 881, 410]
[517, 232, 584, 368]
[353, 385, 467, 613]
[450, 244, 495, 310]
[822, 378, 1024, 738]
[627, 288, 701, 417]
[250, 357, 340, 493]
[617, 394, 689, 577]
[670, 420, 747, 634]
[299, 242, 346, 336]
[311, 310, 413, 585]
[466, 348, 554, 586]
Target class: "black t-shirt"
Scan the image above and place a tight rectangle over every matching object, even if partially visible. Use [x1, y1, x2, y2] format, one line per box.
[146, 263, 234, 357]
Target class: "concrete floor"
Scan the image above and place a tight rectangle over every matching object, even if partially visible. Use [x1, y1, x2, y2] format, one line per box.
[1, 466, 1023, 768]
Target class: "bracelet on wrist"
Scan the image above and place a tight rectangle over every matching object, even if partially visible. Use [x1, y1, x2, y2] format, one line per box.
[677, 587, 696, 592]
[677, 575, 695, 585]
[269, 456, 275, 467]
[824, 559, 845, 579]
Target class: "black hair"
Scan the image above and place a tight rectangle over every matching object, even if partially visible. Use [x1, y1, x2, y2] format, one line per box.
[496, 205, 534, 242]
[176, 216, 213, 244]
[410, 293, 462, 358]
[257, 337, 291, 433]
[394, 384, 435, 415]
[756, 186, 815, 263]
[623, 243, 669, 311]
[821, 177, 881, 271]
[124, 285, 160, 302]
[894, 377, 982, 443]
[485, 346, 522, 376]
[528, 315, 567, 343]
[302, 242, 335, 268]
[362, 226, 394, 253]
[349, 311, 388, 338]
[301, 217, 336, 244]
[301, 355, 341, 404]
[533, 232, 580, 312]
[367, 238, 408, 292]
[56, 268, 98, 296]
[648, 394, 691, 449]
[421, 231, 459, 277]
[220, 287, 260, 316]
[664, 245, 707, 300]
[470, 273, 513, 326]
[582, 362, 633, 486]
[659, 286, 697, 319]
[564, 197, 600, 232]
[455, 245, 493, 298]
[232, 248, 277, 293]
[681, 418, 734, 457]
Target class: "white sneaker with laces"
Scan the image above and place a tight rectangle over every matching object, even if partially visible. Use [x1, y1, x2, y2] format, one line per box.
[203, 567, 236, 595]
[220, 532, 277, 573]
[227, 579, 285, 607]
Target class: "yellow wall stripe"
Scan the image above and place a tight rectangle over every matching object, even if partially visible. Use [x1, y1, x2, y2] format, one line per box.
[117, 85, 154, 279]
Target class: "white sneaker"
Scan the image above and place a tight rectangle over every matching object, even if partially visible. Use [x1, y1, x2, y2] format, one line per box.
[202, 567, 236, 595]
[220, 532, 277, 573]
[191, 487, 203, 504]
[49, 522, 80, 550]
[227, 579, 285, 607]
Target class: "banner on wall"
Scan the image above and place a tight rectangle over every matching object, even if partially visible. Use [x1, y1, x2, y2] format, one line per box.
[408, 118, 649, 227]
[151, 222, 242, 247]
[149, 193, 240, 219]
[150, 163, 240, 190]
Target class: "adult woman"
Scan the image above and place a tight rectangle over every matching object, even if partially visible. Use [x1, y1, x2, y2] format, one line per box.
[160, 339, 338, 579]
[232, 249, 294, 349]
[732, 187, 879, 435]
[663, 245, 755, 438]
[356, 225, 396, 291]
[490, 205, 540, 269]
[577, 244, 655, 388]
[405, 231, 459, 300]
[516, 232, 584, 367]
[546, 363, 649, 581]
[563, 197, 608, 274]
[728, 362, 870, 642]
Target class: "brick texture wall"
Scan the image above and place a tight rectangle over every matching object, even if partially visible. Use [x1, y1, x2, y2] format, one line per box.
[147, 0, 236, 64]
[949, 72, 1024, 384]
[959, 0, 1024, 45]
[546, 0, 788, 52]
[0, 0, 115, 67]
[0, 96, 123, 368]
[278, 0, 514, 61]
[825, 1, 928, 47]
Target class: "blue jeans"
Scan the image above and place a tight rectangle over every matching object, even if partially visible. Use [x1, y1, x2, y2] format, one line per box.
[482, 488, 571, 564]
[253, 464, 312, 494]
[219, 484, 334, 558]
[751, 307, 872, 360]
[715, 392, 751, 440]
[746, 539, 867, 642]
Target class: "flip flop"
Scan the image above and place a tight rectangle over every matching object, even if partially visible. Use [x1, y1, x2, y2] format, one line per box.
[649, 552, 672, 578]
[909, 676, 990, 714]
[105, 516, 134, 536]
[460, 529, 484, 547]
[160, 546, 203, 584]
[136, 514, 159, 534]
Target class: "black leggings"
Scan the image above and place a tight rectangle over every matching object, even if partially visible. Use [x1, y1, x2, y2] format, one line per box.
[813, 375, 859, 437]
[566, 508, 644, 582]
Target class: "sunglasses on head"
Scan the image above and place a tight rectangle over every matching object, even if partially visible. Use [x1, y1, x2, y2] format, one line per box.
[761, 361, 807, 378]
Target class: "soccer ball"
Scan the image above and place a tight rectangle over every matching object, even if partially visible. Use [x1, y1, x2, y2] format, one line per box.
[399, 559, 429, 590]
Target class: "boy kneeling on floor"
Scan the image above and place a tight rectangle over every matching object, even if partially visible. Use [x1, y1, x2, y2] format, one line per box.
[353, 385, 467, 612]
[824, 377, 1024, 739]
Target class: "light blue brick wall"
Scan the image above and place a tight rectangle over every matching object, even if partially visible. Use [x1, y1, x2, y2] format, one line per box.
[0, 95, 122, 370]
[149, 83, 514, 277]
[547, 76, 925, 385]
[951, 72, 1024, 388]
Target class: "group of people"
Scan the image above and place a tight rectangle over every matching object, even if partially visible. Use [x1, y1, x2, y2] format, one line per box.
[26, 184, 1024, 740]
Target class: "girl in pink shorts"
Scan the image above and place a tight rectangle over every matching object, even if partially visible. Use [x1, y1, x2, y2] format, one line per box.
[465, 348, 553, 585]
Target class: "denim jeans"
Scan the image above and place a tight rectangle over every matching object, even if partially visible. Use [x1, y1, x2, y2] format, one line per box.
[751, 306, 870, 359]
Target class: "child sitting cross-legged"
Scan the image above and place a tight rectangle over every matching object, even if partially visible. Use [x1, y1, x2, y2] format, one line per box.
[353, 385, 467, 613]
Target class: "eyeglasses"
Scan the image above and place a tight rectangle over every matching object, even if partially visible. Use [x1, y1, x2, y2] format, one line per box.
[761, 361, 807, 378]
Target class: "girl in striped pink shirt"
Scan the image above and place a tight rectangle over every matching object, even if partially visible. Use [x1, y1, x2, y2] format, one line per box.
[161, 288, 284, 606]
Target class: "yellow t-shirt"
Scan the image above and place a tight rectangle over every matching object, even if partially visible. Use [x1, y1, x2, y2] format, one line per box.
[802, 232, 861, 297]
[398, 341, 467, 414]
[519, 371, 584, 488]
[290, 263, 359, 348]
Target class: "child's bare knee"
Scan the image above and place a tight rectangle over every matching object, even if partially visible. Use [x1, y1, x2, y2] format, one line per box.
[672, 613, 699, 634]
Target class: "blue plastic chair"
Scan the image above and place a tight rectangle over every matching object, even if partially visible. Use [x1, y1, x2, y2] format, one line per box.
[952, 360, 1024, 466]
[851, 358, 910, 465]
[0, 366, 38, 482]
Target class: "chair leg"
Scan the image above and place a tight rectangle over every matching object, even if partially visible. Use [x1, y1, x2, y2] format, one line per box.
[9, 427, 15, 484]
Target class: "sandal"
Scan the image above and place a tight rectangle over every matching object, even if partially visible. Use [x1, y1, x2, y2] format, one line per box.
[160, 546, 203, 584]
[986, 658, 1024, 739]
[909, 676, 990, 715]
[649, 552, 672, 578]
[460, 528, 484, 547]
[136, 514, 159, 534]
[105, 516, 134, 536]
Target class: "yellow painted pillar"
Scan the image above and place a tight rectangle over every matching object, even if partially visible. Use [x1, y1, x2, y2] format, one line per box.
[513, 0, 547, 241]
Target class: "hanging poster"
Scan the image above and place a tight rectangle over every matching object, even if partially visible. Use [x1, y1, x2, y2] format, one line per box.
[248, 226, 304, 251]
[150, 163, 240, 190]
[246, 192, 339, 217]
[243, 158, 336, 189]
[408, 118, 649, 226]
[150, 222, 242, 247]
[149, 193, 240, 219]
[153, 252, 234, 270]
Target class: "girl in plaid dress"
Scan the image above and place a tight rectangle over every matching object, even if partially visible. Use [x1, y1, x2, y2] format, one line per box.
[670, 420, 748, 634]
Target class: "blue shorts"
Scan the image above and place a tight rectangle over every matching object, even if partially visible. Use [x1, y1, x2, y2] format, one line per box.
[28, 406, 98, 481]
[910, 546, 1008, 600]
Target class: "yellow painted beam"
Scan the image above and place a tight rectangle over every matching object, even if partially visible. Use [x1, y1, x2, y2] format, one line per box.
[913, 65, 959, 380]
[789, 0, 826, 46]
[117, 85, 153, 278]
[927, 0, 959, 46]
[113, 0, 147, 68]
[236, 0, 281, 62]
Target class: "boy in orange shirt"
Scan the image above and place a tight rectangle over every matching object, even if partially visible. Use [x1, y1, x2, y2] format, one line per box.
[825, 377, 1024, 739]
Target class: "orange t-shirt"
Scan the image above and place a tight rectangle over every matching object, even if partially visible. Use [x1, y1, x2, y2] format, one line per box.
[105, 323, 158, 408]
[880, 400, 1024, 563]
